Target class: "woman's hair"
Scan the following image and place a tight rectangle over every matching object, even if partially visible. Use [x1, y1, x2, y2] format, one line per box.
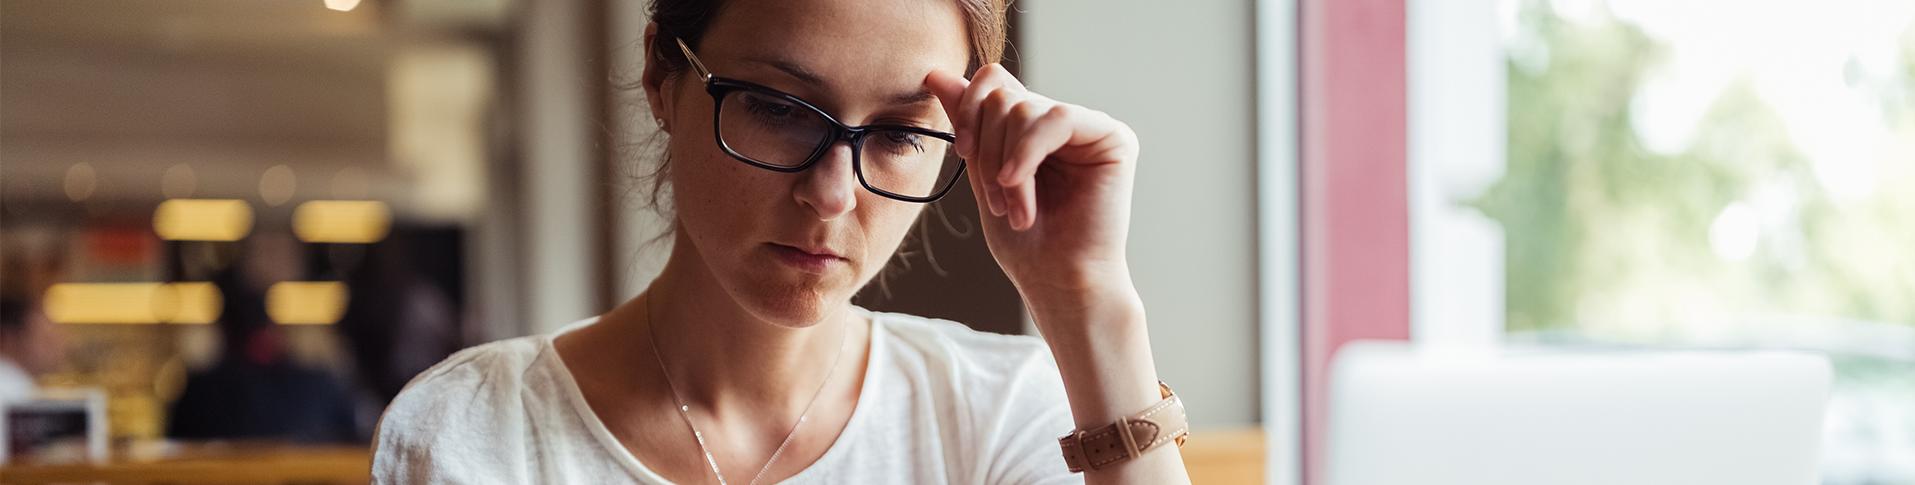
[648, 0, 1009, 77]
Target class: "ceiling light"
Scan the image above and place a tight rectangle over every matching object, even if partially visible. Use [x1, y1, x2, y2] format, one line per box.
[293, 200, 391, 244]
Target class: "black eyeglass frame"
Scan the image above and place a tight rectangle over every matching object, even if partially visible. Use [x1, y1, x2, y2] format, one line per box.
[674, 38, 967, 203]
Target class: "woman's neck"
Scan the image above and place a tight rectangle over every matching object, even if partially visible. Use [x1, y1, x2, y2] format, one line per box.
[628, 241, 858, 417]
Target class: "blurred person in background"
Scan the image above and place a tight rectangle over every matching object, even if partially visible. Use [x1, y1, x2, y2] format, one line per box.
[0, 293, 64, 403]
[168, 266, 358, 444]
[372, 0, 1192, 483]
[336, 236, 461, 439]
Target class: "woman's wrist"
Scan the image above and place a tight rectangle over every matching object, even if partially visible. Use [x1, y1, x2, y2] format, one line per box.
[1018, 263, 1138, 316]
[1025, 280, 1164, 428]
[1031, 284, 1191, 483]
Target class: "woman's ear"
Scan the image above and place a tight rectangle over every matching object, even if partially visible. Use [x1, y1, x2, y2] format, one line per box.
[642, 22, 674, 133]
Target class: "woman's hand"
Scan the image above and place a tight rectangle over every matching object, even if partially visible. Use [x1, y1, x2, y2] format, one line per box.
[926, 65, 1189, 484]
[923, 64, 1141, 308]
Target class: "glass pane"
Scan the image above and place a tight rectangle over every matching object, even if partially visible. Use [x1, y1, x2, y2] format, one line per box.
[1487, 1, 1915, 482]
[858, 130, 961, 198]
[717, 90, 832, 167]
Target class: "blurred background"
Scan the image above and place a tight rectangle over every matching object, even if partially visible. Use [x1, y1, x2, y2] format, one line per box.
[0, 0, 1910, 484]
[1492, 2, 1915, 483]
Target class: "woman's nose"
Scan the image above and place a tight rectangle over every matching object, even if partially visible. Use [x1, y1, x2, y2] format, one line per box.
[792, 142, 858, 221]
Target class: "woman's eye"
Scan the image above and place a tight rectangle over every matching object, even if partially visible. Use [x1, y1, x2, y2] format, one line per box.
[743, 96, 797, 120]
[877, 131, 925, 152]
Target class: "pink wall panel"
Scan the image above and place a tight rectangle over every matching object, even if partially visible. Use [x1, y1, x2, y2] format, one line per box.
[1299, 0, 1411, 482]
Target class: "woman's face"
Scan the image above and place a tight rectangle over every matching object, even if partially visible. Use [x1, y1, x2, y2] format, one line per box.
[651, 0, 971, 327]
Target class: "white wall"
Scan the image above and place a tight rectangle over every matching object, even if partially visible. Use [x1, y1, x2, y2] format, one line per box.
[1022, 0, 1263, 428]
[518, 0, 600, 334]
[1258, 0, 1304, 481]
[1407, 0, 1506, 346]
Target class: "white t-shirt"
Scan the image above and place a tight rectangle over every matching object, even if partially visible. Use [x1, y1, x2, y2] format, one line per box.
[0, 357, 36, 404]
[371, 308, 1083, 484]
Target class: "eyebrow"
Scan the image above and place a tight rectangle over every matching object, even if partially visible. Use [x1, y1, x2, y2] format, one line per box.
[886, 89, 938, 106]
[750, 57, 830, 87]
[746, 57, 941, 107]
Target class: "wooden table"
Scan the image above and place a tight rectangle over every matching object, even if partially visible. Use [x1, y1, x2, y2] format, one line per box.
[1, 444, 370, 484]
[1181, 426, 1267, 484]
[2, 430, 1261, 484]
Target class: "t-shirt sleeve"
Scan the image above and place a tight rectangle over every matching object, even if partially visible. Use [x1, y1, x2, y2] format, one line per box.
[370, 346, 531, 485]
[978, 344, 1085, 485]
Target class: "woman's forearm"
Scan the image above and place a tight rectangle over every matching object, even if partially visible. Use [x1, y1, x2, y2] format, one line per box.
[1028, 277, 1192, 485]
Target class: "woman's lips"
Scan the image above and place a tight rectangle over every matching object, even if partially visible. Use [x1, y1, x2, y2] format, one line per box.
[767, 243, 844, 273]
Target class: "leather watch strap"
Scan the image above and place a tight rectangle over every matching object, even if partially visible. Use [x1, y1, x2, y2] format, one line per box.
[1058, 381, 1190, 473]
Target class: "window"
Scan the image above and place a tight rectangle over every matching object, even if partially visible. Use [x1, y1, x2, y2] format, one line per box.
[1423, 1, 1915, 482]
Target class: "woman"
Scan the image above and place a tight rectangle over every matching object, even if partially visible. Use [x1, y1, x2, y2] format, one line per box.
[372, 0, 1190, 483]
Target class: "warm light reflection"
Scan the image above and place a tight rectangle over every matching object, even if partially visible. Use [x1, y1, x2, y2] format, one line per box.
[324, 0, 362, 12]
[43, 282, 222, 325]
[259, 165, 298, 207]
[64, 163, 97, 202]
[158, 283, 223, 324]
[161, 164, 198, 199]
[266, 281, 349, 325]
[153, 199, 254, 241]
[293, 200, 391, 243]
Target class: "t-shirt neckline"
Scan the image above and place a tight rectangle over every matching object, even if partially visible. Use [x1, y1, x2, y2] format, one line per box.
[540, 307, 888, 484]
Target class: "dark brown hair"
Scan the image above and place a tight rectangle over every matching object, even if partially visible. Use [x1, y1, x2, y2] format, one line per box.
[647, 0, 1010, 77]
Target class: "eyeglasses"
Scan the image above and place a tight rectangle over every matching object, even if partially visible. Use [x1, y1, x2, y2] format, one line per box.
[674, 38, 967, 203]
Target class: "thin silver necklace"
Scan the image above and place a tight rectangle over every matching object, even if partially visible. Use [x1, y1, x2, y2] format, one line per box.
[645, 297, 848, 485]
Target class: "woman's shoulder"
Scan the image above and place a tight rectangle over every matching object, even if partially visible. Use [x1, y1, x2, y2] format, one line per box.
[873, 309, 1046, 351]
[866, 309, 1077, 481]
[397, 334, 549, 400]
[370, 333, 559, 482]
[868, 309, 1063, 386]
[375, 334, 549, 435]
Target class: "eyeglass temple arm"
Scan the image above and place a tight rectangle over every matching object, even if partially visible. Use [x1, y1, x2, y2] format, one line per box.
[674, 38, 713, 82]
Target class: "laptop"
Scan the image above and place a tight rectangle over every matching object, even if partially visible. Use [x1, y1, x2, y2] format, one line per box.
[1326, 341, 1830, 485]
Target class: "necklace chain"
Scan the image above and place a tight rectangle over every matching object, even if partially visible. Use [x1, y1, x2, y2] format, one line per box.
[646, 297, 849, 485]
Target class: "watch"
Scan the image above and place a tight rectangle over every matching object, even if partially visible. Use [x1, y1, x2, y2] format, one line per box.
[1057, 380, 1190, 473]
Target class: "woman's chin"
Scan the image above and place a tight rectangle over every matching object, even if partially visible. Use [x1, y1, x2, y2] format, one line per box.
[731, 279, 850, 328]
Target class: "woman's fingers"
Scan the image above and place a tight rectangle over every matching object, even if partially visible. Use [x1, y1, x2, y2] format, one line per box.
[923, 63, 1058, 229]
[1005, 175, 1038, 230]
[1001, 98, 1132, 231]
[925, 68, 1007, 219]
[953, 64, 1022, 159]
[977, 88, 1018, 217]
[1000, 103, 1072, 184]
[922, 69, 969, 126]
[998, 101, 1052, 230]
